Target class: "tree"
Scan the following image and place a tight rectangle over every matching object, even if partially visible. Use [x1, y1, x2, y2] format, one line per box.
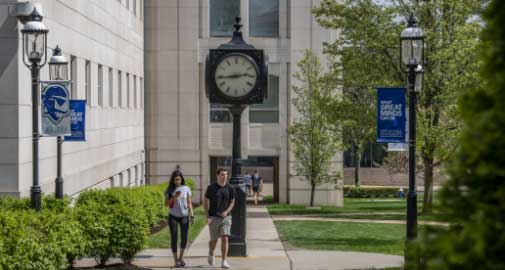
[313, 0, 485, 213]
[326, 54, 378, 187]
[410, 1, 504, 269]
[289, 50, 341, 207]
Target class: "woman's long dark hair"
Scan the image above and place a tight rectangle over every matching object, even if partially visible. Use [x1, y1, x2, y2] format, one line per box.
[167, 170, 186, 199]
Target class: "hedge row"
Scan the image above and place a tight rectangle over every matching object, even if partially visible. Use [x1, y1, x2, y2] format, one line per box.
[0, 181, 185, 270]
[344, 186, 402, 198]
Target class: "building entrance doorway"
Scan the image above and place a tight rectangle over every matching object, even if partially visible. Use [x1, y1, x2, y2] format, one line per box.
[209, 156, 279, 203]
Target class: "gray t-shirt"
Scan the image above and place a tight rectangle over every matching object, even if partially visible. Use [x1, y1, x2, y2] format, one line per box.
[168, 185, 192, 217]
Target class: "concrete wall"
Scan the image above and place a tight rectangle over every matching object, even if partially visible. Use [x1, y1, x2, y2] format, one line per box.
[287, 0, 342, 205]
[0, 0, 145, 197]
[0, 0, 21, 197]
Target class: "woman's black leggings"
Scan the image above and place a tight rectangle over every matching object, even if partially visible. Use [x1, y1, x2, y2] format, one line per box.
[168, 214, 189, 253]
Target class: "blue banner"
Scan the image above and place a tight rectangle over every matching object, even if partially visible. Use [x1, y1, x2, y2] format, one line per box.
[377, 88, 406, 143]
[64, 100, 86, 141]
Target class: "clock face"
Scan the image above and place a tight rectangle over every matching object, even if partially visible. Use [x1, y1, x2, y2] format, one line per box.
[214, 54, 259, 98]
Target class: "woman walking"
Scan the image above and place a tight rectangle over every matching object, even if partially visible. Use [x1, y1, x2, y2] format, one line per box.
[165, 170, 194, 267]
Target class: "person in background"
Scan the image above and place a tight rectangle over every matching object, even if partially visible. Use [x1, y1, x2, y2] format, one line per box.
[243, 170, 252, 197]
[398, 187, 405, 198]
[252, 170, 263, 205]
[165, 170, 194, 268]
[204, 168, 235, 269]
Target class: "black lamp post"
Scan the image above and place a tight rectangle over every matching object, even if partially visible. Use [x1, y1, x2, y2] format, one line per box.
[400, 15, 424, 242]
[48, 45, 68, 199]
[21, 8, 49, 211]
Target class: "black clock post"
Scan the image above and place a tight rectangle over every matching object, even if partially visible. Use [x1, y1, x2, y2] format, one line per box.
[205, 17, 268, 257]
[228, 104, 247, 256]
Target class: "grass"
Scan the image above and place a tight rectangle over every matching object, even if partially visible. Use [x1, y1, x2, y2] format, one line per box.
[267, 197, 447, 222]
[275, 220, 406, 255]
[145, 206, 207, 249]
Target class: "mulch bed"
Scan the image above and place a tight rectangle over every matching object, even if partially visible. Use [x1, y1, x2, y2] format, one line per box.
[149, 219, 167, 234]
[74, 263, 150, 270]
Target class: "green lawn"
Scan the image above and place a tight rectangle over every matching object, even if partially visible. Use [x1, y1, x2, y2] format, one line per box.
[267, 198, 447, 222]
[145, 207, 207, 249]
[275, 220, 406, 255]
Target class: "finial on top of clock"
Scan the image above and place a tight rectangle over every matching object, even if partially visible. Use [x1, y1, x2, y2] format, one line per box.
[233, 17, 242, 33]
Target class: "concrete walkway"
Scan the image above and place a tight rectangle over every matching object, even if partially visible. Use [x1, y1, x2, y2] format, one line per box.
[76, 205, 405, 269]
[272, 215, 449, 226]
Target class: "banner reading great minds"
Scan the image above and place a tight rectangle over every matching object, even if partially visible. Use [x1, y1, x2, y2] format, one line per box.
[377, 88, 406, 143]
[64, 100, 86, 141]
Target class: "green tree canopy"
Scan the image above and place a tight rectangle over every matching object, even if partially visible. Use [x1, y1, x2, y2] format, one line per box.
[313, 0, 485, 212]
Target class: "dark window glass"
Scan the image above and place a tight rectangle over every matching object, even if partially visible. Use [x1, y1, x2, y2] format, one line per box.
[210, 0, 240, 37]
[250, 75, 279, 123]
[210, 103, 232, 123]
[249, 0, 279, 37]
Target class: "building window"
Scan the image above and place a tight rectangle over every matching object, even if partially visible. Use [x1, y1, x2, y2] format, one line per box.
[133, 75, 137, 108]
[98, 65, 103, 107]
[126, 0, 129, 10]
[133, 0, 137, 16]
[249, 0, 279, 37]
[85, 60, 91, 106]
[108, 68, 114, 107]
[287, 0, 291, 38]
[210, 0, 240, 37]
[140, 0, 143, 20]
[210, 104, 232, 123]
[70, 56, 77, 99]
[118, 71, 122, 107]
[249, 75, 279, 123]
[140, 77, 144, 109]
[126, 73, 130, 108]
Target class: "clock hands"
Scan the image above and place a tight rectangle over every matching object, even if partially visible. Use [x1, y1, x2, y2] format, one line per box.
[217, 73, 256, 79]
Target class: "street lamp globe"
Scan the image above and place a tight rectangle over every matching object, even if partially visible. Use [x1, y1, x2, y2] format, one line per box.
[49, 46, 68, 80]
[400, 15, 425, 68]
[21, 8, 48, 65]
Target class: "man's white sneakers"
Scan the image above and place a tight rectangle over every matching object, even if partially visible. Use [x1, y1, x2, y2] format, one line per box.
[208, 253, 214, 266]
[221, 260, 230, 269]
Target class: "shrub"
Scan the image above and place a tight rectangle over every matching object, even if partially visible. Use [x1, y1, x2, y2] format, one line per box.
[110, 205, 149, 264]
[0, 184, 168, 268]
[134, 185, 166, 227]
[185, 178, 196, 192]
[0, 197, 30, 210]
[75, 185, 167, 265]
[344, 186, 400, 198]
[75, 201, 114, 266]
[0, 209, 83, 270]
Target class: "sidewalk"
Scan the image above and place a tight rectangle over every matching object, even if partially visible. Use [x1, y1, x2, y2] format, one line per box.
[76, 205, 404, 269]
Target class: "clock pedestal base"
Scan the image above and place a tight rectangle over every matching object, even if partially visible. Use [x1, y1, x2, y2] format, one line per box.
[228, 105, 247, 257]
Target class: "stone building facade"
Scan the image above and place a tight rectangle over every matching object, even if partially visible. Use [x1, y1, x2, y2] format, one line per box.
[145, 0, 342, 205]
[0, 0, 145, 197]
[0, 0, 342, 205]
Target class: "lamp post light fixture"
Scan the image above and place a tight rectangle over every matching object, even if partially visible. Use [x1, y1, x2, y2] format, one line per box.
[21, 8, 49, 211]
[48, 45, 68, 199]
[400, 15, 425, 242]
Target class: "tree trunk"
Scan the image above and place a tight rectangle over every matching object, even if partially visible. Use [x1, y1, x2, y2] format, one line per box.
[310, 181, 316, 207]
[354, 146, 361, 187]
[422, 155, 434, 214]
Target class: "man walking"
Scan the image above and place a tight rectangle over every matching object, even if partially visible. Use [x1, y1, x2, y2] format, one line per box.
[204, 168, 236, 269]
